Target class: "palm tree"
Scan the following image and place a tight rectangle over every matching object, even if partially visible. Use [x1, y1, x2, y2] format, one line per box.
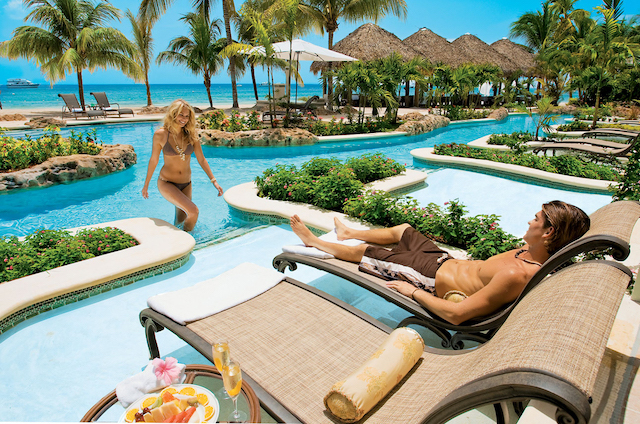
[0, 0, 139, 108]
[576, 0, 639, 128]
[126, 10, 155, 106]
[510, 1, 559, 53]
[224, 4, 287, 126]
[140, 0, 241, 108]
[518, 96, 559, 140]
[157, 13, 225, 108]
[303, 0, 408, 107]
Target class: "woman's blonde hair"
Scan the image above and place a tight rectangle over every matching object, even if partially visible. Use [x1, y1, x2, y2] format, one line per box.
[163, 99, 198, 145]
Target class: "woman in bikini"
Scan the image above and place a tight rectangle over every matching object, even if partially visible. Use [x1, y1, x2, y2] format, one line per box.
[142, 99, 223, 232]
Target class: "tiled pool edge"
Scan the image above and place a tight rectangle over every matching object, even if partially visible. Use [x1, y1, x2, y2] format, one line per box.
[0, 253, 190, 335]
[0, 217, 195, 334]
[411, 147, 614, 194]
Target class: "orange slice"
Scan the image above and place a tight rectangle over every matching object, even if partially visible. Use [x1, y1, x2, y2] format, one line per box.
[141, 396, 157, 409]
[124, 408, 138, 423]
[196, 393, 209, 406]
[161, 387, 177, 395]
[204, 405, 215, 421]
[178, 386, 196, 396]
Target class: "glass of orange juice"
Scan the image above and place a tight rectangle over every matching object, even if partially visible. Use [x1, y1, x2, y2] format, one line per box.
[222, 359, 247, 423]
[212, 341, 231, 399]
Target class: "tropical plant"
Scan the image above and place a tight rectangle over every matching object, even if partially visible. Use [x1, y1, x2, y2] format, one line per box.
[574, 1, 639, 129]
[375, 53, 428, 122]
[126, 10, 155, 106]
[157, 13, 226, 108]
[302, 0, 408, 108]
[0, 0, 139, 108]
[517, 96, 559, 139]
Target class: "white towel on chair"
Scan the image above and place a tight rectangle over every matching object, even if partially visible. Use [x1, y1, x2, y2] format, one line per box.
[282, 228, 363, 259]
[147, 262, 284, 325]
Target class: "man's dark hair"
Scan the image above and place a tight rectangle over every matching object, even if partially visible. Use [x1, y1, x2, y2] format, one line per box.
[541, 201, 590, 254]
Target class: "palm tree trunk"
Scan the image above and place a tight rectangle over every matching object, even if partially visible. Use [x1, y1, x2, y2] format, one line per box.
[223, 0, 238, 108]
[251, 64, 258, 101]
[77, 70, 86, 109]
[327, 31, 334, 110]
[591, 70, 603, 130]
[145, 72, 152, 106]
[204, 73, 213, 108]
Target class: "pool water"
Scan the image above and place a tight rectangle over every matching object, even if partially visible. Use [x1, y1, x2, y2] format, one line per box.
[0, 115, 606, 242]
[0, 115, 613, 421]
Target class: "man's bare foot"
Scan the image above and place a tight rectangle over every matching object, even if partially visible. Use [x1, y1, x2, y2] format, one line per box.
[334, 217, 351, 240]
[290, 215, 318, 247]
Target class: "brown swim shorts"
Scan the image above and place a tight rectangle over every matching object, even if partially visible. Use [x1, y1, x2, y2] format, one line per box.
[358, 227, 450, 295]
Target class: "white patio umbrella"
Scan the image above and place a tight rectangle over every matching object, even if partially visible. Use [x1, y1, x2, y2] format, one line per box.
[251, 39, 357, 102]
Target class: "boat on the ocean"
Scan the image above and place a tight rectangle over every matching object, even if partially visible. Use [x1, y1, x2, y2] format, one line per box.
[6, 78, 39, 88]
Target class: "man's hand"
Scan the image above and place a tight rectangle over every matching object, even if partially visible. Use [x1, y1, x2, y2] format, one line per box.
[386, 280, 418, 298]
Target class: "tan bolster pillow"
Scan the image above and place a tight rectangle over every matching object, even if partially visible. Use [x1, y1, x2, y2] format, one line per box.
[323, 327, 424, 422]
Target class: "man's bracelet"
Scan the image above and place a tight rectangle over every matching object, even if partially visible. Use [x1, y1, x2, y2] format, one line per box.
[411, 288, 419, 300]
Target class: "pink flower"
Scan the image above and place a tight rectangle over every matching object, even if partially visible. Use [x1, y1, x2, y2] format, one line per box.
[153, 357, 181, 385]
[97, 247, 101, 251]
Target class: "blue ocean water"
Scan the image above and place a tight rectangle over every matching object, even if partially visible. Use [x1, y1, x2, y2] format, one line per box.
[0, 83, 324, 110]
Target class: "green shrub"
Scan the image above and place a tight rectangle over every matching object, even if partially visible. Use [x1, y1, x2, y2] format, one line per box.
[1, 227, 139, 283]
[346, 153, 406, 183]
[487, 132, 534, 152]
[343, 192, 521, 259]
[556, 120, 590, 132]
[197, 110, 226, 130]
[255, 154, 404, 212]
[433, 143, 620, 181]
[444, 106, 491, 121]
[0, 127, 102, 172]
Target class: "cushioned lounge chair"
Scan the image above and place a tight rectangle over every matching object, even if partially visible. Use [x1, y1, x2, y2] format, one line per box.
[139, 260, 632, 424]
[90, 92, 134, 117]
[58, 93, 104, 119]
[273, 200, 640, 349]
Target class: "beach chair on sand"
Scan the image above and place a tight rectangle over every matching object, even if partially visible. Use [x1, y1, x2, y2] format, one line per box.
[90, 92, 134, 117]
[273, 200, 640, 349]
[58, 93, 104, 119]
[139, 259, 632, 423]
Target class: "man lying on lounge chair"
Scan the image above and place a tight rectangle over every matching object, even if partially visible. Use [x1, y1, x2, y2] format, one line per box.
[290, 201, 589, 325]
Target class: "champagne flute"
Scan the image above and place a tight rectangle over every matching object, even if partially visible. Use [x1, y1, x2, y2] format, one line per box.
[222, 359, 247, 423]
[212, 341, 231, 399]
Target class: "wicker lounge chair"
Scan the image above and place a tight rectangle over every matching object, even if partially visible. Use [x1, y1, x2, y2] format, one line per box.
[90, 92, 134, 117]
[533, 129, 638, 158]
[139, 259, 632, 424]
[273, 200, 640, 349]
[58, 93, 104, 119]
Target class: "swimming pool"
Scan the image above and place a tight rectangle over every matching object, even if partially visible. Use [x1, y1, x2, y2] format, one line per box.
[0, 115, 613, 421]
[0, 115, 608, 242]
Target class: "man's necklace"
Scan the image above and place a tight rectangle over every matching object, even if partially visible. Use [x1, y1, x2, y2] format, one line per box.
[515, 249, 542, 267]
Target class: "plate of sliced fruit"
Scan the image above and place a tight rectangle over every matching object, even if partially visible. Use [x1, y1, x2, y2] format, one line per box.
[120, 384, 219, 423]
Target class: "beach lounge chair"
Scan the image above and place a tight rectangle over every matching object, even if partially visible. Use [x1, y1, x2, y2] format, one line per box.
[273, 200, 640, 349]
[58, 93, 104, 119]
[139, 259, 632, 423]
[582, 128, 639, 139]
[288, 95, 319, 116]
[90, 92, 134, 117]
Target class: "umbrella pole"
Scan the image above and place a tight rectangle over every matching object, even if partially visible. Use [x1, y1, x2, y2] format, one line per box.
[295, 54, 299, 104]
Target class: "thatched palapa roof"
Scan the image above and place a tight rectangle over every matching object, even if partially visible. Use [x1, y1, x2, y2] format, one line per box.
[309, 23, 421, 74]
[490, 38, 536, 74]
[451, 34, 518, 73]
[403, 28, 470, 67]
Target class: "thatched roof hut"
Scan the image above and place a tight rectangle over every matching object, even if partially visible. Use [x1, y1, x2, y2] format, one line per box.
[490, 38, 536, 74]
[403, 28, 470, 67]
[310, 23, 421, 74]
[451, 34, 518, 73]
